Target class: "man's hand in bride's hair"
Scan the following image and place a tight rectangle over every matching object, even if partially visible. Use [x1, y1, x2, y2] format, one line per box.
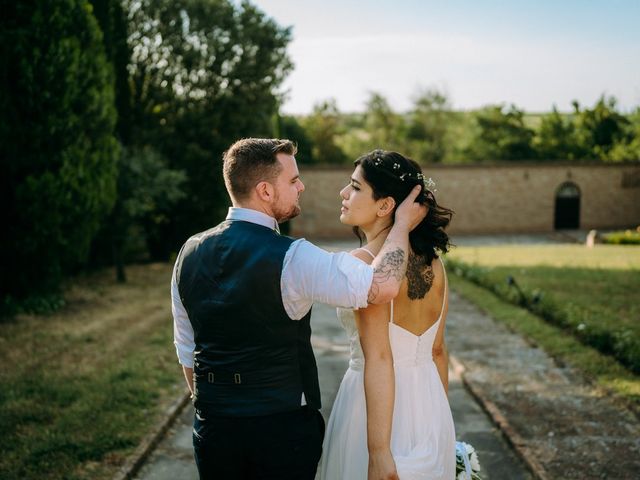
[395, 185, 428, 231]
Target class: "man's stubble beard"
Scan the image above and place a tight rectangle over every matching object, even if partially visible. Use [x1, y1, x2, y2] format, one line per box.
[274, 203, 301, 223]
[273, 190, 301, 223]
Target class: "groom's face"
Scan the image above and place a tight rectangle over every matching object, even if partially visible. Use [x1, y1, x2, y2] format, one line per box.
[272, 153, 305, 223]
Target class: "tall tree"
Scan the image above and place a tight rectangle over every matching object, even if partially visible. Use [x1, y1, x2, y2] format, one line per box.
[103, 147, 187, 282]
[91, 0, 133, 144]
[278, 115, 315, 164]
[123, 0, 293, 257]
[364, 92, 403, 151]
[406, 88, 452, 163]
[464, 104, 535, 161]
[573, 96, 630, 160]
[533, 106, 585, 160]
[303, 99, 349, 164]
[608, 107, 640, 162]
[0, 0, 119, 301]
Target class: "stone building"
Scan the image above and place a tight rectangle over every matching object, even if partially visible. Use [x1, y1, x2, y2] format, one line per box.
[290, 162, 640, 238]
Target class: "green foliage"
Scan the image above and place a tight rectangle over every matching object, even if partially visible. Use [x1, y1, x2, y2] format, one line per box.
[2, 294, 66, 318]
[304, 93, 639, 164]
[448, 258, 640, 374]
[607, 107, 640, 162]
[302, 99, 349, 164]
[0, 1, 119, 301]
[573, 96, 631, 161]
[123, 0, 292, 256]
[91, 0, 133, 144]
[334, 89, 460, 164]
[602, 229, 640, 245]
[533, 107, 585, 160]
[405, 88, 452, 163]
[530, 97, 636, 162]
[363, 92, 405, 151]
[278, 115, 315, 164]
[464, 104, 536, 161]
[91, 147, 187, 281]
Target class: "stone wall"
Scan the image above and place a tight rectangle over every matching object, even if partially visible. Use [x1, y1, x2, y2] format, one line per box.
[290, 162, 640, 238]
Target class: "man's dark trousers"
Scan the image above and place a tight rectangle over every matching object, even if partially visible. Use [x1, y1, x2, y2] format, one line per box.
[193, 406, 325, 479]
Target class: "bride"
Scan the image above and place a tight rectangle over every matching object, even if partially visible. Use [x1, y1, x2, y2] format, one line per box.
[319, 150, 456, 480]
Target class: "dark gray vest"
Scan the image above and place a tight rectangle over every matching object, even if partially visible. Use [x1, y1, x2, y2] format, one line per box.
[175, 220, 320, 416]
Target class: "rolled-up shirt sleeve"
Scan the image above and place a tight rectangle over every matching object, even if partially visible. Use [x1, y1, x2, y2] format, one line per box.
[171, 261, 195, 367]
[281, 239, 374, 320]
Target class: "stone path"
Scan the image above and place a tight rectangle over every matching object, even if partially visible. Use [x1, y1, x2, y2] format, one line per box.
[133, 300, 531, 480]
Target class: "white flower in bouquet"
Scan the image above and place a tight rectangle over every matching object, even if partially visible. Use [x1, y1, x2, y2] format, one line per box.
[470, 451, 481, 472]
[455, 441, 483, 479]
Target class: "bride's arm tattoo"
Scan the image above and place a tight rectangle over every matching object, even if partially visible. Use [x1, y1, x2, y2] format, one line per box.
[368, 247, 405, 303]
[406, 252, 434, 300]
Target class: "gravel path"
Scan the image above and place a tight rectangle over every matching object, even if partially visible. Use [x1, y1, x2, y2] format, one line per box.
[447, 290, 640, 479]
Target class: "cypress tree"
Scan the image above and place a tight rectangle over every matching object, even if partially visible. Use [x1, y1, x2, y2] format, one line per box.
[0, 0, 119, 302]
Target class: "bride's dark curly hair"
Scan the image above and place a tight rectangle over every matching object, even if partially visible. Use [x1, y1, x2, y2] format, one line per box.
[354, 149, 454, 265]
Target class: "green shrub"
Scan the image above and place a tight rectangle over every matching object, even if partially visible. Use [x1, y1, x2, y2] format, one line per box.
[602, 229, 640, 245]
[447, 258, 640, 374]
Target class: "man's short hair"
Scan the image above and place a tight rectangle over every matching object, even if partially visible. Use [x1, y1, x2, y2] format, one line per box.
[223, 138, 297, 201]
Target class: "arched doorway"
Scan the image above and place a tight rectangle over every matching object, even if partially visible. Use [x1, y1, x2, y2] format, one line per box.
[554, 182, 580, 229]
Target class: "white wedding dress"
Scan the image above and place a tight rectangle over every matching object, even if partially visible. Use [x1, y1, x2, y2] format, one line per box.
[319, 257, 456, 480]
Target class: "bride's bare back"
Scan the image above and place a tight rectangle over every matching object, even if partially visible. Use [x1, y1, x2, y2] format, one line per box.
[393, 253, 447, 336]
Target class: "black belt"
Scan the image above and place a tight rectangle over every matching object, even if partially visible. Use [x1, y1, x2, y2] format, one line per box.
[194, 369, 289, 385]
[194, 371, 244, 385]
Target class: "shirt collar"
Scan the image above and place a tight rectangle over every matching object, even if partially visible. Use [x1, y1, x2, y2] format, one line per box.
[226, 207, 280, 234]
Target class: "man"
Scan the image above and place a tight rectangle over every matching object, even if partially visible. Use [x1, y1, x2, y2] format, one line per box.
[172, 138, 426, 479]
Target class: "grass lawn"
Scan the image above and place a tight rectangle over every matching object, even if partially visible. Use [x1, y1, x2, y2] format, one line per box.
[446, 244, 640, 408]
[450, 244, 640, 342]
[0, 263, 184, 480]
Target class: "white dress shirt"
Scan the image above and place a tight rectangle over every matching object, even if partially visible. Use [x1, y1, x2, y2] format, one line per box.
[172, 207, 374, 369]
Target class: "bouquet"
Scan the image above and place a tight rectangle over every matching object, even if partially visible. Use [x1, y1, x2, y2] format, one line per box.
[455, 441, 482, 480]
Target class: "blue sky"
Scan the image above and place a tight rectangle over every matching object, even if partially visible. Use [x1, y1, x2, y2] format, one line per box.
[249, 0, 640, 114]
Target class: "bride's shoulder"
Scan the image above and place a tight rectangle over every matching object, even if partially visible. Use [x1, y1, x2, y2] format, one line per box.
[349, 248, 375, 265]
[430, 256, 447, 288]
[431, 256, 445, 273]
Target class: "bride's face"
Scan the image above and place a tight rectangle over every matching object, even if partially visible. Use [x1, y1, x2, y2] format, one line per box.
[339, 166, 383, 227]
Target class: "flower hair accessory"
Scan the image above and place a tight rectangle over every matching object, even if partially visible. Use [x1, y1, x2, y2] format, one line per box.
[369, 151, 437, 192]
[425, 177, 437, 192]
[399, 172, 437, 192]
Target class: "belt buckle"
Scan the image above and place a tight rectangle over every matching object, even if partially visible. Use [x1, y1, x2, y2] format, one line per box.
[234, 373, 242, 384]
[207, 372, 214, 383]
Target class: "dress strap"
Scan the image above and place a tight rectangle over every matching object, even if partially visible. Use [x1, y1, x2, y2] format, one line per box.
[437, 258, 448, 321]
[357, 247, 376, 260]
[390, 300, 394, 324]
